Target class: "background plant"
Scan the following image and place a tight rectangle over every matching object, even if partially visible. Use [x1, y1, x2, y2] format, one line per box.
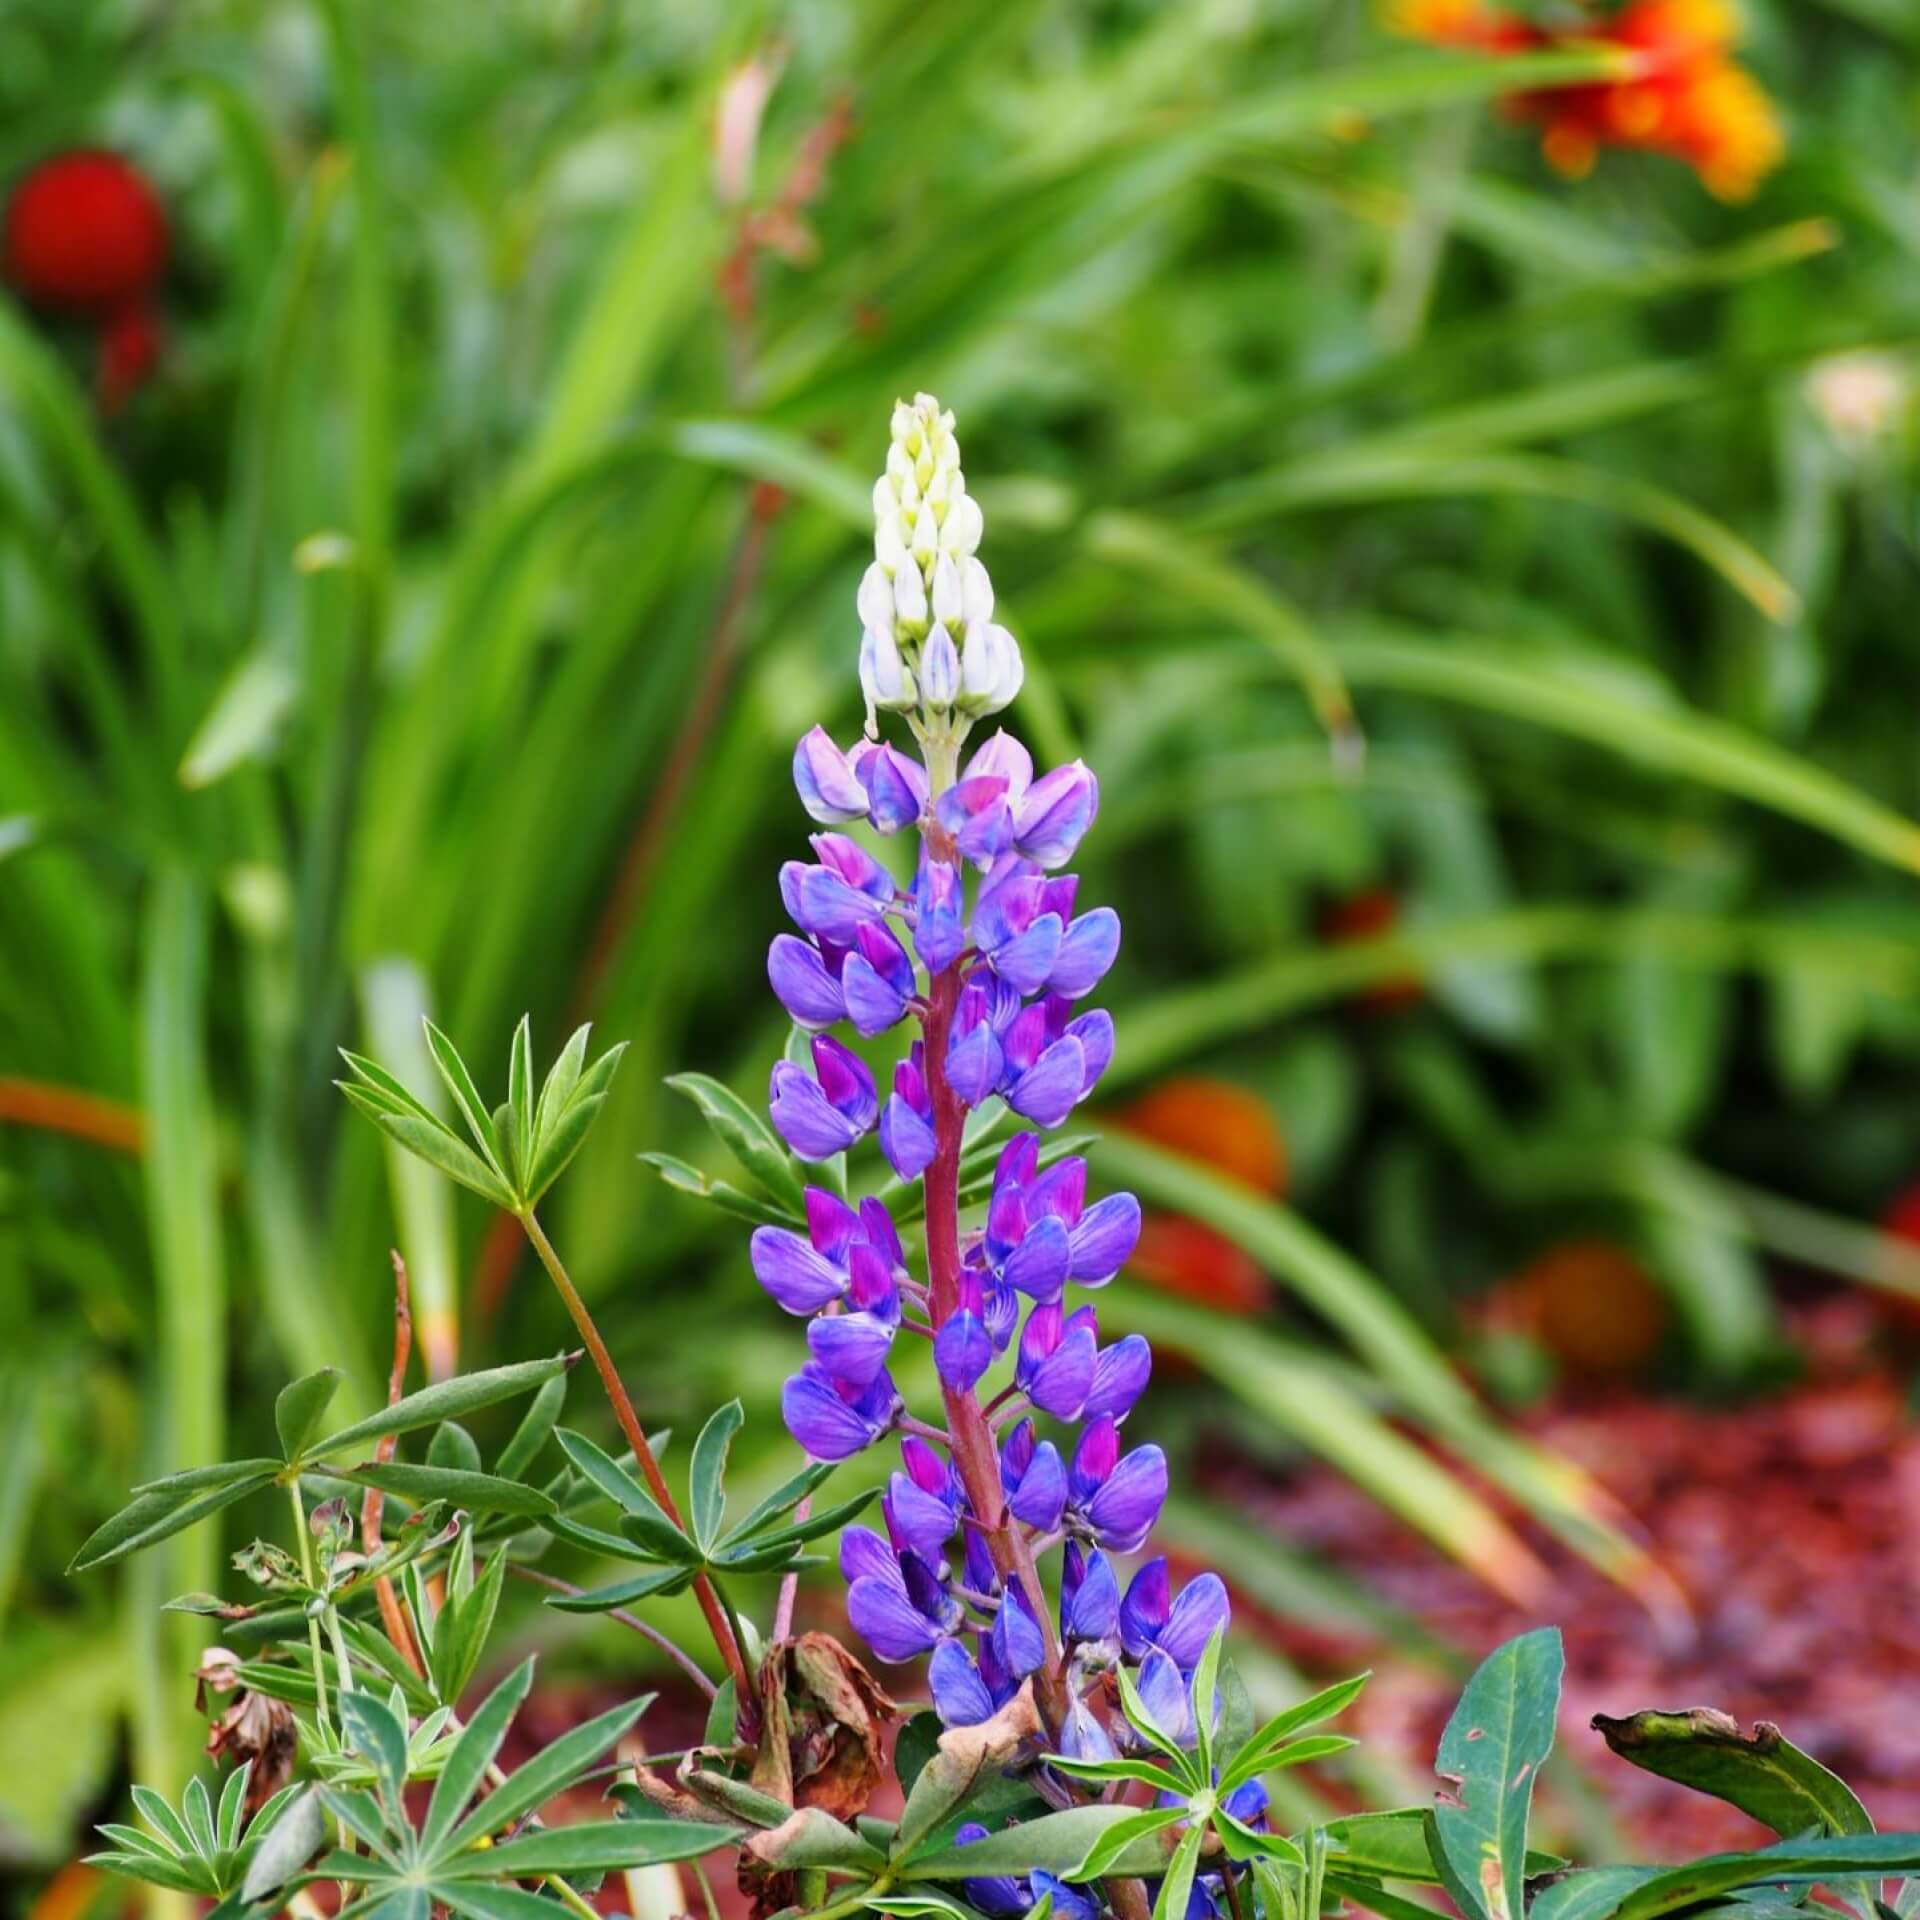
[4, 0, 1920, 1884]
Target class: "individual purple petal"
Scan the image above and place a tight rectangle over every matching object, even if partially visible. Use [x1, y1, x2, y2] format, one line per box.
[813, 833, 895, 902]
[1070, 1418, 1120, 1505]
[901, 1434, 953, 1501]
[1006, 1037, 1086, 1128]
[991, 912, 1064, 996]
[840, 1525, 900, 1587]
[1006, 1439, 1066, 1530]
[934, 1311, 993, 1391]
[946, 1018, 1005, 1110]
[782, 1365, 893, 1461]
[861, 745, 929, 835]
[793, 726, 870, 824]
[1224, 1779, 1269, 1827]
[932, 1644, 999, 1732]
[1002, 1213, 1071, 1302]
[1048, 908, 1121, 999]
[813, 1034, 878, 1129]
[971, 861, 1040, 952]
[1065, 1009, 1115, 1097]
[845, 1243, 898, 1314]
[1015, 761, 1099, 868]
[1000, 1417, 1035, 1483]
[848, 1575, 943, 1661]
[1086, 1334, 1153, 1421]
[770, 1063, 865, 1160]
[956, 1827, 1027, 1919]
[1068, 1192, 1142, 1284]
[1026, 1156, 1087, 1227]
[1057, 1697, 1118, 1765]
[750, 1227, 848, 1314]
[805, 1188, 862, 1259]
[1136, 1648, 1195, 1748]
[860, 1195, 907, 1268]
[1063, 1546, 1120, 1643]
[885, 1472, 958, 1557]
[994, 1131, 1041, 1194]
[964, 1528, 1000, 1599]
[913, 852, 965, 972]
[843, 953, 911, 1036]
[1026, 1323, 1096, 1421]
[880, 1090, 936, 1181]
[1159, 1572, 1232, 1670]
[965, 731, 1033, 802]
[807, 1311, 895, 1388]
[991, 1584, 1045, 1679]
[1087, 1444, 1167, 1553]
[767, 935, 847, 1029]
[982, 1278, 1019, 1350]
[901, 1552, 963, 1634]
[794, 866, 888, 945]
[1000, 1002, 1050, 1078]
[1119, 1558, 1170, 1659]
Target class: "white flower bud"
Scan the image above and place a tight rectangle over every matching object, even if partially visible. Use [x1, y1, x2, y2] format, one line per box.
[872, 476, 894, 523]
[961, 556, 994, 627]
[857, 562, 893, 633]
[930, 553, 962, 627]
[860, 625, 915, 716]
[941, 492, 984, 558]
[910, 505, 940, 565]
[875, 514, 909, 577]
[886, 441, 914, 489]
[959, 622, 1023, 715]
[890, 400, 916, 447]
[919, 622, 960, 710]
[893, 564, 927, 628]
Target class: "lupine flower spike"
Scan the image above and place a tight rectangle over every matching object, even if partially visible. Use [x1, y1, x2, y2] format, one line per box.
[752, 392, 1228, 1791]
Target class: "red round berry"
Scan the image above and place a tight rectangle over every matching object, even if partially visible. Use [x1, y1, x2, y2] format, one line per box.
[3, 150, 169, 316]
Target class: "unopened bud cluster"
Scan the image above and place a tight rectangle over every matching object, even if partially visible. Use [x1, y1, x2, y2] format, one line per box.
[858, 393, 1023, 739]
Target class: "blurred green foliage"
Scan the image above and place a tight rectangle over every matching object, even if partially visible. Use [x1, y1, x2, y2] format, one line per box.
[2, 0, 1919, 1880]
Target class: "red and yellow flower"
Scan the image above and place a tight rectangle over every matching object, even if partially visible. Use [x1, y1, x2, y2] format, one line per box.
[1392, 0, 1783, 201]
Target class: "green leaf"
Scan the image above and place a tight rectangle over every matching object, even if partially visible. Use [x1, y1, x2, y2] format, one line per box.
[342, 1461, 555, 1517]
[1610, 1838, 1920, 1920]
[312, 1355, 572, 1460]
[1154, 1826, 1205, 1920]
[275, 1371, 344, 1462]
[68, 1472, 279, 1573]
[1191, 1625, 1225, 1775]
[506, 1016, 535, 1190]
[539, 1566, 691, 1611]
[1319, 1810, 1565, 1885]
[743, 1809, 889, 1873]
[426, 1421, 484, 1476]
[713, 1486, 877, 1562]
[1048, 1756, 1191, 1796]
[130, 1786, 197, 1857]
[1428, 1628, 1564, 1920]
[555, 1428, 692, 1558]
[431, 1551, 507, 1706]
[534, 1024, 592, 1139]
[665, 1073, 807, 1213]
[1222, 1674, 1370, 1794]
[523, 1088, 613, 1204]
[217, 1763, 252, 1853]
[339, 1689, 411, 1816]
[87, 1852, 210, 1895]
[421, 1021, 507, 1175]
[641, 1152, 801, 1226]
[442, 1818, 724, 1877]
[1531, 1868, 1666, 1920]
[493, 1371, 567, 1481]
[1590, 1709, 1873, 1841]
[339, 1090, 519, 1206]
[130, 1458, 285, 1496]
[239, 1788, 328, 1903]
[913, 1805, 1180, 1881]
[438, 1694, 653, 1859]
[433, 1884, 571, 1920]
[688, 1399, 742, 1552]
[338, 1050, 446, 1128]
[724, 1459, 838, 1543]
[182, 1775, 218, 1858]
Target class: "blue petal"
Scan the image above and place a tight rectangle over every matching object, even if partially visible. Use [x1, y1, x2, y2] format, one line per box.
[1047, 908, 1121, 999]
[885, 1472, 958, 1558]
[782, 1365, 888, 1461]
[991, 1585, 1045, 1679]
[848, 1575, 943, 1661]
[946, 1019, 1006, 1110]
[931, 1639, 998, 1730]
[843, 952, 911, 1036]
[1119, 1558, 1170, 1659]
[1064, 1548, 1120, 1643]
[750, 1227, 848, 1314]
[1159, 1572, 1231, 1671]
[770, 1064, 864, 1161]
[879, 1092, 937, 1181]
[1068, 1193, 1141, 1285]
[1002, 1215, 1071, 1301]
[793, 726, 870, 824]
[807, 1311, 896, 1388]
[1006, 1440, 1066, 1530]
[767, 935, 846, 1029]
[1087, 1444, 1167, 1553]
[935, 1311, 994, 1391]
[1006, 1038, 1086, 1128]
[1085, 1334, 1153, 1420]
[989, 912, 1064, 997]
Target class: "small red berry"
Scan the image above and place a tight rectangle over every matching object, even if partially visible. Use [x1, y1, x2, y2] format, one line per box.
[3, 150, 169, 316]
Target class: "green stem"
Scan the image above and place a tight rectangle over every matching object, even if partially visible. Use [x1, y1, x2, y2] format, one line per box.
[517, 1207, 754, 1711]
[287, 1479, 331, 1736]
[807, 1872, 895, 1920]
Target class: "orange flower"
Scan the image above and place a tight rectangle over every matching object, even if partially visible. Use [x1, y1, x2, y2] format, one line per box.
[1391, 0, 1781, 199]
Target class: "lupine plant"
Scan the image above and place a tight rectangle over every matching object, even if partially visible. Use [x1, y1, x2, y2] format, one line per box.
[74, 399, 1920, 1920]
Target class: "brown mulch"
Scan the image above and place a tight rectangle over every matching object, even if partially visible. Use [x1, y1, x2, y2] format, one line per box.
[1215, 1299, 1920, 1858]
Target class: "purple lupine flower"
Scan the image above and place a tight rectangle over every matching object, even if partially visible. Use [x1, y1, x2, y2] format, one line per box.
[884, 1467, 958, 1558]
[766, 933, 851, 1030]
[793, 726, 871, 824]
[1134, 1646, 1196, 1748]
[783, 1365, 900, 1462]
[770, 1034, 878, 1159]
[931, 1642, 999, 1730]
[1016, 1302, 1098, 1419]
[935, 1306, 994, 1391]
[1119, 1559, 1231, 1669]
[879, 1048, 937, 1180]
[954, 1825, 1027, 1917]
[1031, 1871, 1103, 1920]
[843, 921, 917, 1036]
[842, 1527, 963, 1660]
[1060, 1541, 1121, 1644]
[912, 848, 965, 972]
[1015, 762, 1099, 868]
[859, 743, 928, 834]
[935, 774, 1018, 867]
[990, 1582, 1046, 1679]
[1084, 1332, 1153, 1420]
[1000, 1419, 1068, 1530]
[750, 1189, 902, 1315]
[780, 834, 895, 945]
[1067, 1416, 1167, 1552]
[1057, 1693, 1119, 1764]
[947, 981, 1008, 1109]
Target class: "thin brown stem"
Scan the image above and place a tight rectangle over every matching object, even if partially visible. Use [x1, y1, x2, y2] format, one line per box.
[508, 1563, 718, 1700]
[0, 1075, 144, 1154]
[516, 1206, 755, 1711]
[772, 1494, 810, 1641]
[362, 1250, 425, 1678]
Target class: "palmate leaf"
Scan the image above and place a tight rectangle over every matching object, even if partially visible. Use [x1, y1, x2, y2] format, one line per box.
[665, 1072, 807, 1213]
[641, 1151, 803, 1226]
[1153, 1825, 1205, 1920]
[554, 1427, 694, 1560]
[69, 1469, 280, 1573]
[338, 1689, 411, 1819]
[1220, 1673, 1370, 1794]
